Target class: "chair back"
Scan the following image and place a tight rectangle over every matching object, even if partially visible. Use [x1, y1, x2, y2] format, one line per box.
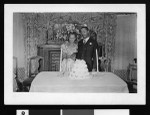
[99, 57, 111, 72]
[13, 57, 18, 92]
[127, 63, 137, 92]
[128, 63, 137, 81]
[29, 56, 44, 77]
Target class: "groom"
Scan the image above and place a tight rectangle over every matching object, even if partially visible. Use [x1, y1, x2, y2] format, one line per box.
[76, 26, 98, 72]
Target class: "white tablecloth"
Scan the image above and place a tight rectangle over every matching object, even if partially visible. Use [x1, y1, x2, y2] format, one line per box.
[30, 72, 129, 93]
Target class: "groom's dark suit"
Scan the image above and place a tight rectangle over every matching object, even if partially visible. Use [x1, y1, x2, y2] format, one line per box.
[77, 37, 98, 71]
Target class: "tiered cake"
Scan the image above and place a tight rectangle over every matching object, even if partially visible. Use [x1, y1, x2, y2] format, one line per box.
[69, 59, 91, 79]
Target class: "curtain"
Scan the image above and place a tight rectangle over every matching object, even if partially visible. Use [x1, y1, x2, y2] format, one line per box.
[112, 14, 137, 70]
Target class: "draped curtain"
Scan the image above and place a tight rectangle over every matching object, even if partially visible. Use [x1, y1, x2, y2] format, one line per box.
[21, 13, 117, 77]
[113, 14, 137, 70]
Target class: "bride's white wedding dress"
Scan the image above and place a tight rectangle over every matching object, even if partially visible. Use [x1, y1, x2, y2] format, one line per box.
[61, 42, 78, 76]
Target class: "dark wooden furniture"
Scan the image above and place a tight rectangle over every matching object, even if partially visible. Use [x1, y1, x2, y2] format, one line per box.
[37, 44, 61, 71]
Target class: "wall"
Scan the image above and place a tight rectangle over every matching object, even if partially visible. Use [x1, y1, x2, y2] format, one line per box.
[113, 14, 137, 80]
[13, 13, 25, 80]
[113, 14, 137, 70]
[22, 13, 117, 76]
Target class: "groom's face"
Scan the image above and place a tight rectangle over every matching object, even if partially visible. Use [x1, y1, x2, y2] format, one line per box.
[81, 28, 89, 39]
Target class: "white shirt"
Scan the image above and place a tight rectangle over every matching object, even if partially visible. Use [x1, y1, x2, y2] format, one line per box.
[83, 37, 90, 44]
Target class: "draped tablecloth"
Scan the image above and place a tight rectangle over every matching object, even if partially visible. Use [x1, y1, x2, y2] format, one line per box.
[30, 72, 129, 93]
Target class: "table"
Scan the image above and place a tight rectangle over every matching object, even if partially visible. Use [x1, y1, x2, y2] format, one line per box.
[30, 72, 129, 93]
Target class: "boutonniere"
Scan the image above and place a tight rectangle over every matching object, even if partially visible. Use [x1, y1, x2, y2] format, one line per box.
[89, 42, 92, 45]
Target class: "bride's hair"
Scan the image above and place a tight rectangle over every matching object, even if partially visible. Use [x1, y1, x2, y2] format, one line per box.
[68, 32, 78, 43]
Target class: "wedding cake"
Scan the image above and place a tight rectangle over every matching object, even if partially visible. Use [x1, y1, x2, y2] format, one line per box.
[69, 59, 91, 79]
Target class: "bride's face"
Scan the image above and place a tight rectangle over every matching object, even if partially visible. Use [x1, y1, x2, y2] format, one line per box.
[69, 34, 76, 43]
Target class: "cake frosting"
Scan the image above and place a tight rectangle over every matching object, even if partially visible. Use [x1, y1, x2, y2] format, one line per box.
[69, 59, 91, 79]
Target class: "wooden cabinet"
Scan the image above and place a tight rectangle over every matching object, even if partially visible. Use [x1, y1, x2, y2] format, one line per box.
[37, 45, 61, 71]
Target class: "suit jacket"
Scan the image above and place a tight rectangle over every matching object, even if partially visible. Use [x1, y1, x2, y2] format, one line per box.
[76, 37, 98, 71]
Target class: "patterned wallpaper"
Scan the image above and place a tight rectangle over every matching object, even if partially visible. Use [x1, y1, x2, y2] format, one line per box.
[21, 13, 117, 77]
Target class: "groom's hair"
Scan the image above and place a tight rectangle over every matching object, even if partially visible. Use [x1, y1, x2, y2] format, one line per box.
[80, 26, 89, 31]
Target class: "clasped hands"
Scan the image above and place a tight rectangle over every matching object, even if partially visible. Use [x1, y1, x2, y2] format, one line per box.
[63, 53, 76, 60]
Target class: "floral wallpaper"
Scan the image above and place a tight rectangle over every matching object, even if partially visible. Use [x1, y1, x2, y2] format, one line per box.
[21, 13, 117, 76]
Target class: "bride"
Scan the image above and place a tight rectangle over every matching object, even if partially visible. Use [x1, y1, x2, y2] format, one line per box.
[61, 32, 78, 76]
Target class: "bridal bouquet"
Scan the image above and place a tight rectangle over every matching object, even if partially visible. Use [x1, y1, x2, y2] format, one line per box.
[69, 59, 91, 80]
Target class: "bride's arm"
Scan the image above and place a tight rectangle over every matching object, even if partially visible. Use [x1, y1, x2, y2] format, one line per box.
[62, 52, 67, 59]
[69, 44, 78, 60]
[70, 44, 78, 60]
[70, 53, 76, 60]
[61, 44, 67, 60]
[62, 48, 71, 59]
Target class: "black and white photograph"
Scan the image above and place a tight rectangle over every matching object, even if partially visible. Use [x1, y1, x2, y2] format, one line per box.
[4, 4, 145, 105]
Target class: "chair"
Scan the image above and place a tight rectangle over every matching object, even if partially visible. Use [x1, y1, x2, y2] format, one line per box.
[99, 57, 111, 72]
[13, 57, 23, 92]
[23, 56, 44, 91]
[127, 63, 137, 93]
